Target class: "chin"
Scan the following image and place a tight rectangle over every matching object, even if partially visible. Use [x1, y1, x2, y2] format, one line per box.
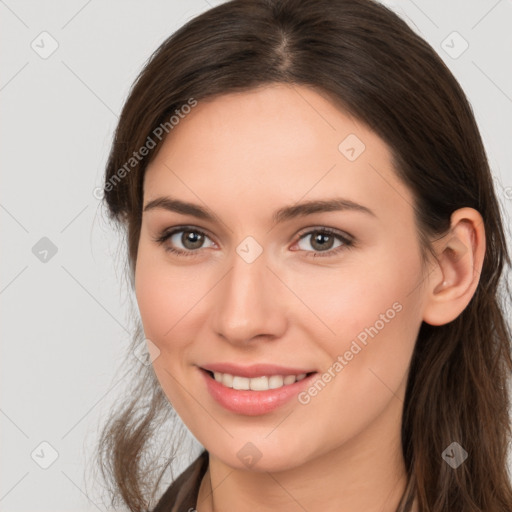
[206, 438, 317, 474]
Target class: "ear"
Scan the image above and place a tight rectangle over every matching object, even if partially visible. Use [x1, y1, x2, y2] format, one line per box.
[422, 207, 486, 326]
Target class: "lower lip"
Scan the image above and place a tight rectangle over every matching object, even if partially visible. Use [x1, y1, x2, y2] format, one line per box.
[199, 368, 317, 416]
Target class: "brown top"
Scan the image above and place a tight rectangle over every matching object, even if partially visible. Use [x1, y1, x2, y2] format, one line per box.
[152, 450, 209, 512]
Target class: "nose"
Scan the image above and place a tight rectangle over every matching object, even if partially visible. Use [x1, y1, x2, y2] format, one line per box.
[210, 249, 288, 346]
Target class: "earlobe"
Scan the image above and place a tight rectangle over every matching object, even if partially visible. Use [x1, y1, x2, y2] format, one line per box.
[422, 208, 486, 326]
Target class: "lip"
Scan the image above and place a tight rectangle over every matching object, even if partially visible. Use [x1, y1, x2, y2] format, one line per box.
[200, 362, 316, 378]
[198, 366, 318, 416]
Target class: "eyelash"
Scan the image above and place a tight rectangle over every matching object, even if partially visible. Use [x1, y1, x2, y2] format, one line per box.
[153, 225, 355, 259]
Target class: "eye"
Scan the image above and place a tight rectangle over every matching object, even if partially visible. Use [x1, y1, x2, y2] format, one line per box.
[293, 227, 354, 258]
[153, 227, 215, 257]
[153, 226, 355, 258]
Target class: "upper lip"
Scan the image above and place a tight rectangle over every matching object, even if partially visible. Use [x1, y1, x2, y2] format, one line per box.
[200, 363, 317, 378]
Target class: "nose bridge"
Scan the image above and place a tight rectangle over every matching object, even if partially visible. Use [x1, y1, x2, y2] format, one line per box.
[211, 244, 286, 344]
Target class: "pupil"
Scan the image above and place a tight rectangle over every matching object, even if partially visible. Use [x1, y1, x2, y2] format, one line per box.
[313, 232, 333, 250]
[184, 231, 203, 249]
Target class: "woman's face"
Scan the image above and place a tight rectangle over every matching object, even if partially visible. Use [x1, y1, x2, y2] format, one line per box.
[135, 83, 429, 472]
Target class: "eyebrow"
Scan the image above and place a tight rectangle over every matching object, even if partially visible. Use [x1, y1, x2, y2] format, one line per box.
[143, 196, 376, 224]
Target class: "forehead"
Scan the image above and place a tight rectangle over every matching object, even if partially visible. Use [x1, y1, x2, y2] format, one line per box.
[143, 84, 415, 224]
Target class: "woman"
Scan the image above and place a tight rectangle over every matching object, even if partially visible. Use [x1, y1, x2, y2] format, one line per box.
[94, 0, 512, 510]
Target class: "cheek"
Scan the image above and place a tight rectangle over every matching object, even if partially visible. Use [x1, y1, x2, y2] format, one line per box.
[289, 247, 423, 443]
[134, 245, 190, 350]
[135, 263, 171, 343]
[134, 247, 200, 410]
[294, 243, 423, 372]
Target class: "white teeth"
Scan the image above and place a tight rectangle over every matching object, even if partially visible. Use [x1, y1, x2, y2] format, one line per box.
[210, 371, 309, 391]
[232, 376, 250, 390]
[249, 376, 268, 391]
[283, 375, 297, 385]
[222, 373, 233, 387]
[268, 375, 284, 389]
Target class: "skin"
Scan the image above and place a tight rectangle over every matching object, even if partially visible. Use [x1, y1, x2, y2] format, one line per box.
[134, 83, 485, 512]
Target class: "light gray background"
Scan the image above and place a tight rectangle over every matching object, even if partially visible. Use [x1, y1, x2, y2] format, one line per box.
[1, 1, 511, 511]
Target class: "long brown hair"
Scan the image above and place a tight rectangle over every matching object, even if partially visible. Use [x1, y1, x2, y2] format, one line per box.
[93, 0, 512, 510]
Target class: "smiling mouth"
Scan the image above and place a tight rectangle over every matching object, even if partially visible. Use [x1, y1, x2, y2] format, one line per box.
[202, 369, 317, 391]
